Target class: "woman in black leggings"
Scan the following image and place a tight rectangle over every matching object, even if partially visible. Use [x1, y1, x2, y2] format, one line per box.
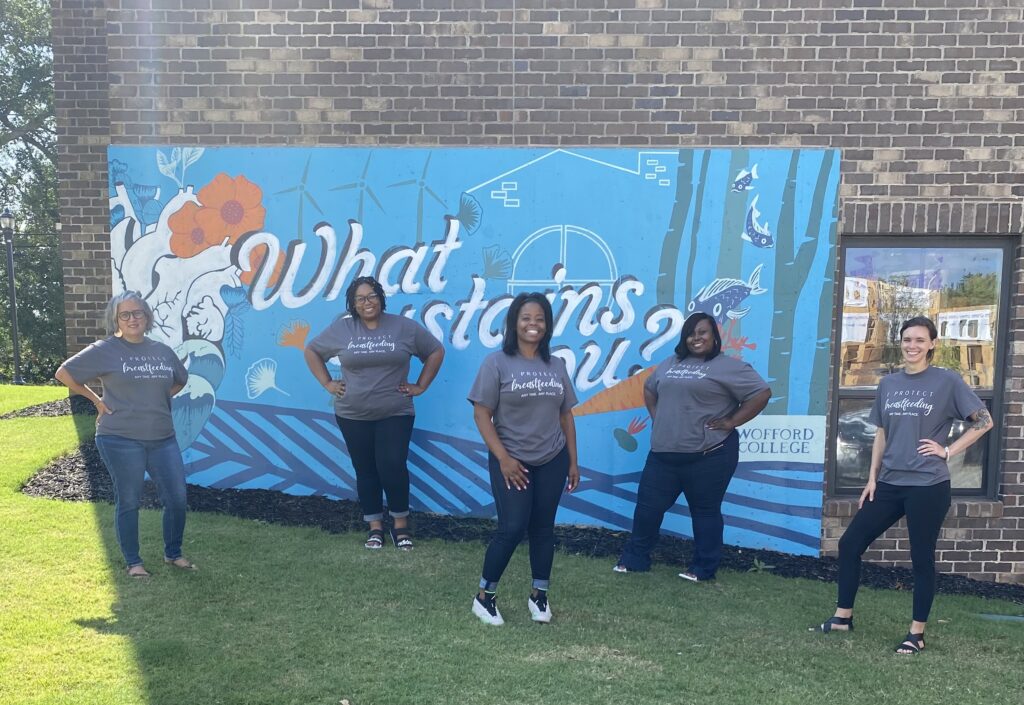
[816, 316, 992, 654]
[305, 276, 444, 550]
[468, 293, 579, 626]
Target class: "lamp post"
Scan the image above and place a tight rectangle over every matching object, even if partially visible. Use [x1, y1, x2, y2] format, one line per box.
[0, 208, 23, 385]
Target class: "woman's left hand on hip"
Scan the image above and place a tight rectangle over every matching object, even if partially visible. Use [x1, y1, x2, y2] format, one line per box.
[398, 382, 426, 397]
[917, 438, 946, 457]
[706, 417, 736, 432]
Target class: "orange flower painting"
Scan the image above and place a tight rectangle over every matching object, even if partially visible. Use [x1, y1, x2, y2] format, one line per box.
[169, 201, 220, 258]
[168, 173, 266, 259]
[196, 174, 266, 242]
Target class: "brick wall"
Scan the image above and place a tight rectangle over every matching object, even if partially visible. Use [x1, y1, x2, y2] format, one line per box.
[52, 0, 112, 352]
[52, 0, 1024, 581]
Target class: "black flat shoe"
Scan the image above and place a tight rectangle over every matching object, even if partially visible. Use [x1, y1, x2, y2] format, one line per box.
[390, 528, 413, 551]
[813, 615, 854, 633]
[895, 632, 925, 655]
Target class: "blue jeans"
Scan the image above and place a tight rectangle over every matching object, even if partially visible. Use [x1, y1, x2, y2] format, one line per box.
[335, 415, 415, 522]
[618, 431, 739, 579]
[94, 434, 188, 567]
[480, 446, 569, 592]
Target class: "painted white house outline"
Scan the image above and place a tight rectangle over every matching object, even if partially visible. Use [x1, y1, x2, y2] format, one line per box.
[465, 148, 678, 205]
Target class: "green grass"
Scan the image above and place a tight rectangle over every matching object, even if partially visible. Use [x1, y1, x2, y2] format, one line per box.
[1, 384, 1022, 705]
[0, 383, 66, 415]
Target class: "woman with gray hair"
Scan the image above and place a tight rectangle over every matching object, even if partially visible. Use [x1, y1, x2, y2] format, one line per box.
[55, 291, 192, 578]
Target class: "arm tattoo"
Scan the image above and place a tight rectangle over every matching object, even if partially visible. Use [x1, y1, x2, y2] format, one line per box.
[969, 408, 992, 431]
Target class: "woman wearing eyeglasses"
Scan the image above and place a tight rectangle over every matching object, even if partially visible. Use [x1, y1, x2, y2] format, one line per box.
[304, 276, 445, 550]
[55, 291, 191, 578]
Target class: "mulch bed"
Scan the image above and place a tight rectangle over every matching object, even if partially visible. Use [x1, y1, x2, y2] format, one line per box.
[0, 396, 98, 420]
[21, 440, 1024, 606]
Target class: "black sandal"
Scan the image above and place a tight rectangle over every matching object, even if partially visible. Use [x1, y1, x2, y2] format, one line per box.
[390, 528, 414, 551]
[364, 529, 385, 550]
[814, 615, 854, 633]
[895, 632, 925, 655]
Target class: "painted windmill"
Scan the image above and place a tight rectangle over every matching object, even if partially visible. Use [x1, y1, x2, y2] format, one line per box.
[388, 153, 447, 244]
[274, 155, 323, 241]
[329, 153, 385, 223]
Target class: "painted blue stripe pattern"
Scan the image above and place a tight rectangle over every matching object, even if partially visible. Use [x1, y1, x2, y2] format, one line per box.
[182, 401, 823, 555]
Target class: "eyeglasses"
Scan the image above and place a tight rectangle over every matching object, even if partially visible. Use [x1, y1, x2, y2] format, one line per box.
[117, 310, 147, 321]
[354, 294, 380, 305]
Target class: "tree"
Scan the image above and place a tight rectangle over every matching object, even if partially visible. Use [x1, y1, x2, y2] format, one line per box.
[875, 276, 930, 374]
[0, 0, 54, 167]
[943, 272, 998, 309]
[0, 0, 63, 383]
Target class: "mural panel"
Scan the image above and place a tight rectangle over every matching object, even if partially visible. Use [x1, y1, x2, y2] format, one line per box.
[108, 146, 840, 556]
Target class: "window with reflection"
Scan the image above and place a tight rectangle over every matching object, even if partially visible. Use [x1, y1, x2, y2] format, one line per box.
[833, 241, 1009, 496]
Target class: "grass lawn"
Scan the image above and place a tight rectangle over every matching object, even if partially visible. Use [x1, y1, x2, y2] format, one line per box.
[0, 382, 65, 415]
[1, 384, 1022, 705]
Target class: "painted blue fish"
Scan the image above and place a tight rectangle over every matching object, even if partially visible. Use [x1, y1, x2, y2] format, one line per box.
[687, 263, 767, 324]
[741, 195, 774, 249]
[731, 164, 758, 192]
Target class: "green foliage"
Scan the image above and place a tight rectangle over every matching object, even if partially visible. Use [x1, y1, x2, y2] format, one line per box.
[934, 343, 964, 374]
[747, 557, 776, 573]
[942, 273, 998, 309]
[0, 0, 63, 383]
[0, 0, 54, 167]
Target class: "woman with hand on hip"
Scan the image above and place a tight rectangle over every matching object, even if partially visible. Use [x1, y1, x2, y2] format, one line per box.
[468, 293, 579, 626]
[304, 276, 444, 551]
[55, 291, 191, 578]
[615, 312, 771, 582]
[816, 316, 992, 655]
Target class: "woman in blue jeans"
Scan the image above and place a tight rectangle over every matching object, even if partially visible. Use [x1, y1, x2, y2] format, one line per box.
[615, 313, 771, 581]
[304, 276, 444, 550]
[56, 291, 191, 578]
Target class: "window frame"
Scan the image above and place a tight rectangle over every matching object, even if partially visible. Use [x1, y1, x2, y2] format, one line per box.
[829, 235, 1013, 498]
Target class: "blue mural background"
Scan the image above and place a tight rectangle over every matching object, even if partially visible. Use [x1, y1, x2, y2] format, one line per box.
[108, 146, 840, 556]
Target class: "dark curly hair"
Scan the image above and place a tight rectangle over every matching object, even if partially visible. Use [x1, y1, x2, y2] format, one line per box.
[674, 312, 722, 360]
[502, 292, 554, 362]
[345, 276, 387, 319]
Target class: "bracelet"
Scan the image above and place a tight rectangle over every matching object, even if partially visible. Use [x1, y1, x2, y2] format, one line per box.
[944, 446, 950, 460]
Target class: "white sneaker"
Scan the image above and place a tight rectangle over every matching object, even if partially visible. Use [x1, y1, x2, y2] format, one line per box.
[678, 571, 710, 582]
[528, 592, 552, 624]
[472, 594, 504, 626]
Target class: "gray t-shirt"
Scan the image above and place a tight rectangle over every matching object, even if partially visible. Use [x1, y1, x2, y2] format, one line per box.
[307, 312, 442, 421]
[645, 353, 770, 453]
[60, 336, 188, 441]
[868, 366, 985, 486]
[468, 352, 578, 466]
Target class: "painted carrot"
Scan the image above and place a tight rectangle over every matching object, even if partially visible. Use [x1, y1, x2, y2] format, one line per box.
[572, 366, 656, 417]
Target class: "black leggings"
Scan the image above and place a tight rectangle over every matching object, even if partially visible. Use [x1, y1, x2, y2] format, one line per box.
[837, 480, 951, 623]
[480, 446, 569, 592]
[335, 415, 415, 522]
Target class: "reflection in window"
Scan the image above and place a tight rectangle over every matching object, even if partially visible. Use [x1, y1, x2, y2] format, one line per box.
[835, 245, 1003, 494]
[839, 248, 1002, 390]
[834, 399, 988, 491]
